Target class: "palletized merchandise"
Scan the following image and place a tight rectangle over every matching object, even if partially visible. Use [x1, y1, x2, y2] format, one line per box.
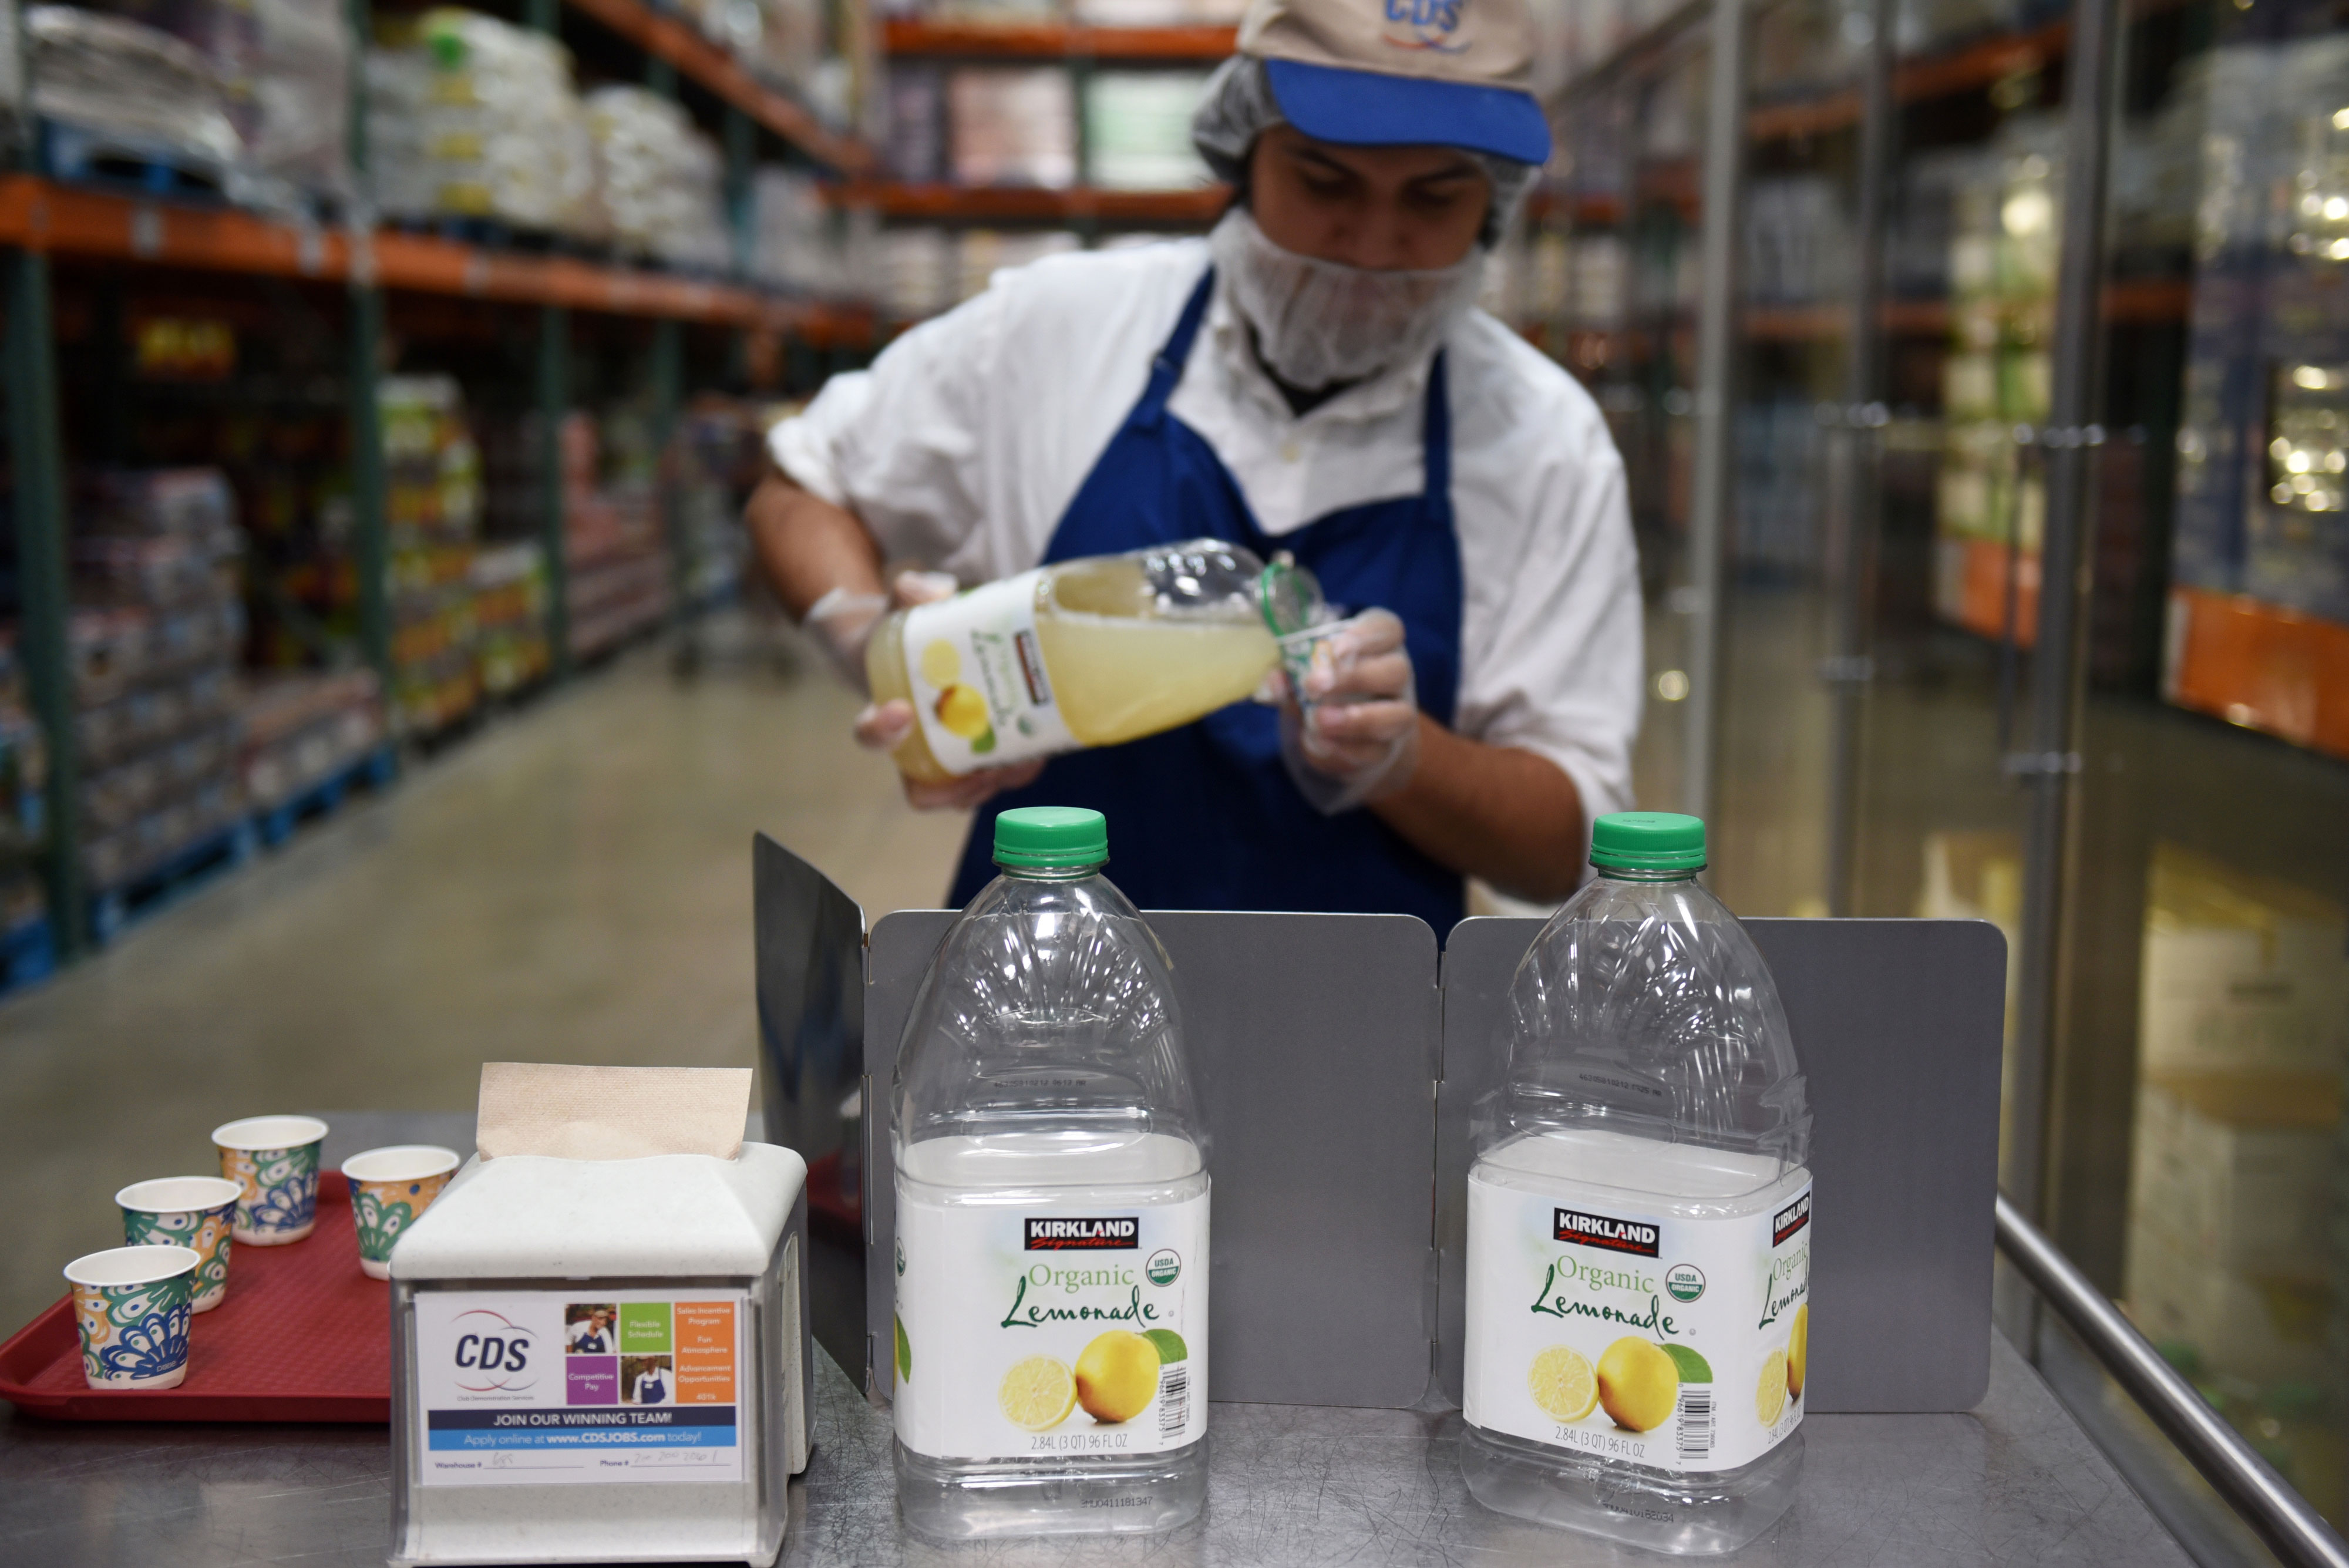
[365, 8, 598, 234]
[2169, 38, 2349, 633]
[1742, 176, 1853, 305]
[24, 6, 242, 175]
[879, 227, 956, 318]
[245, 0, 350, 201]
[586, 86, 732, 271]
[947, 67, 1073, 189]
[2137, 843, 2348, 1079]
[237, 668, 386, 810]
[0, 639, 48, 876]
[750, 167, 849, 294]
[380, 376, 483, 543]
[884, 63, 945, 183]
[65, 468, 249, 891]
[1083, 72, 1213, 191]
[2123, 1072, 2335, 1386]
[467, 541, 549, 695]
[953, 228, 1077, 304]
[1070, 0, 1246, 22]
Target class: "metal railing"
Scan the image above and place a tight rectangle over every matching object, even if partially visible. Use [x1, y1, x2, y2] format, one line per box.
[1994, 1195, 2349, 1568]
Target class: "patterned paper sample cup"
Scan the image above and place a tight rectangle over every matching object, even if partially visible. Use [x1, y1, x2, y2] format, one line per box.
[116, 1176, 243, 1312]
[341, 1145, 462, 1280]
[65, 1244, 200, 1389]
[212, 1115, 330, 1246]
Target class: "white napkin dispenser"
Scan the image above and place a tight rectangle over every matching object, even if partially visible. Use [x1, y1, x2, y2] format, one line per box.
[387, 1145, 810, 1566]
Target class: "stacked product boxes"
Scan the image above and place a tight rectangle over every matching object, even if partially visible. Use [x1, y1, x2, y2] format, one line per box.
[2123, 843, 2349, 1515]
[381, 375, 488, 736]
[2165, 38, 2349, 760]
[561, 411, 672, 661]
[19, 0, 351, 211]
[366, 7, 600, 236]
[469, 541, 551, 698]
[70, 470, 248, 894]
[0, 636, 51, 968]
[237, 667, 387, 822]
[1932, 120, 2061, 644]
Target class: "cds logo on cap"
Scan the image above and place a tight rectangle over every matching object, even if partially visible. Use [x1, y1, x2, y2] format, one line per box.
[1237, 0, 1553, 164]
[1382, 0, 1468, 55]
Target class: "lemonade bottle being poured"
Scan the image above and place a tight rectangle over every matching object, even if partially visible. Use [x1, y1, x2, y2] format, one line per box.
[1460, 812, 1813, 1555]
[866, 540, 1321, 784]
[891, 806, 1210, 1539]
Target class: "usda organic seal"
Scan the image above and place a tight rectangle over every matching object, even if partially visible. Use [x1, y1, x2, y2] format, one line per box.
[1665, 1263, 1706, 1303]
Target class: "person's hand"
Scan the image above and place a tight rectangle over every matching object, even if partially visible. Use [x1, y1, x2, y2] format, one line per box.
[1279, 608, 1422, 815]
[803, 568, 958, 692]
[853, 571, 1046, 811]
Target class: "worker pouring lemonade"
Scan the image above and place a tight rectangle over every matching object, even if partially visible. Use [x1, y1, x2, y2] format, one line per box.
[747, 0, 1641, 932]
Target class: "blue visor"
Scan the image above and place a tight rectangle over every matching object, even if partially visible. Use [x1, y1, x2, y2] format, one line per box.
[1264, 56, 1552, 166]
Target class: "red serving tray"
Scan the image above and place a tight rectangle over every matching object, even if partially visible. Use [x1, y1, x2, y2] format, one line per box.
[0, 1172, 390, 1422]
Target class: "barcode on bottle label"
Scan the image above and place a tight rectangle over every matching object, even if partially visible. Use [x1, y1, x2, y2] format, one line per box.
[1157, 1364, 1189, 1443]
[1677, 1387, 1714, 1462]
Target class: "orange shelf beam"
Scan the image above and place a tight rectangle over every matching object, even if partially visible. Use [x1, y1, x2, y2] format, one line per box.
[1748, 19, 2067, 141]
[0, 176, 873, 338]
[2166, 587, 2349, 763]
[561, 0, 874, 175]
[836, 181, 1230, 224]
[882, 19, 1236, 60]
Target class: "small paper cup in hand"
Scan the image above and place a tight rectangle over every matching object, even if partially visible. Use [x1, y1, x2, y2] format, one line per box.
[212, 1115, 330, 1245]
[342, 1146, 462, 1280]
[65, 1245, 201, 1389]
[116, 1177, 243, 1312]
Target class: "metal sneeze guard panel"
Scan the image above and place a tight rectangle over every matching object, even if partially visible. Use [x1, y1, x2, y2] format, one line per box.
[1438, 917, 2007, 1415]
[754, 839, 2007, 1417]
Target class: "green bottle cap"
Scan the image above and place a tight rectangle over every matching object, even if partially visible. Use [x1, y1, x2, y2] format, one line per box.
[1589, 811, 1707, 873]
[993, 806, 1109, 870]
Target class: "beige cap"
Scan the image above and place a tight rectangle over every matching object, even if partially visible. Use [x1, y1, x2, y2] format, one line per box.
[1236, 0, 1550, 162]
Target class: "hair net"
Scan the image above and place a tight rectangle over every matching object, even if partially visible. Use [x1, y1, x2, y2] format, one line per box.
[1189, 55, 1539, 247]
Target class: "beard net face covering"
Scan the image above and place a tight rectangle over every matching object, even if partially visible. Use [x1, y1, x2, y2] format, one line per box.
[1207, 208, 1487, 392]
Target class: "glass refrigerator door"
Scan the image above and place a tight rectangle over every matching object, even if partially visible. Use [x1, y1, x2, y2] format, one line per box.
[2046, 0, 2349, 1534]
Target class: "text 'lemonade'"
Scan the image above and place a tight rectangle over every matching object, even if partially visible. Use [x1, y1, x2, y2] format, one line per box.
[1460, 812, 1813, 1556]
[864, 541, 1321, 783]
[892, 806, 1210, 1539]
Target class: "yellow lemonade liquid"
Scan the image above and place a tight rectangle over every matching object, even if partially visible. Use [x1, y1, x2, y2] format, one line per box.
[867, 555, 1278, 783]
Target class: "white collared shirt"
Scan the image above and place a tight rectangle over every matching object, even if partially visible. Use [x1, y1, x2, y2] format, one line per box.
[769, 237, 1643, 829]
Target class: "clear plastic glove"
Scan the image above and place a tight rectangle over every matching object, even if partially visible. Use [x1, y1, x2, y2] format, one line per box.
[1277, 608, 1422, 815]
[802, 569, 958, 694]
[847, 572, 1045, 812]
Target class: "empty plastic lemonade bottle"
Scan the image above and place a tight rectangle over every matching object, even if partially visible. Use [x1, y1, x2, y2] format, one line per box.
[866, 540, 1322, 783]
[892, 806, 1209, 1538]
[1460, 812, 1813, 1554]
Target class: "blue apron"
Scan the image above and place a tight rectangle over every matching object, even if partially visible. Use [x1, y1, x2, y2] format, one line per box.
[947, 267, 1467, 936]
[640, 1370, 666, 1402]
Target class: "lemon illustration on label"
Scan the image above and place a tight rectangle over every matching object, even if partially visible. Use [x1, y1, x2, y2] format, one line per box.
[1074, 1330, 1160, 1424]
[1528, 1345, 1599, 1422]
[1142, 1328, 1188, 1365]
[919, 639, 962, 688]
[1757, 1348, 1788, 1425]
[998, 1355, 1076, 1431]
[1786, 1304, 1808, 1398]
[935, 684, 990, 739]
[1597, 1337, 1680, 1433]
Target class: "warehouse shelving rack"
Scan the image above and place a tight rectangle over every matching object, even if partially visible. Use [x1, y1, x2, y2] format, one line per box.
[845, 15, 1234, 278]
[3, 0, 877, 965]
